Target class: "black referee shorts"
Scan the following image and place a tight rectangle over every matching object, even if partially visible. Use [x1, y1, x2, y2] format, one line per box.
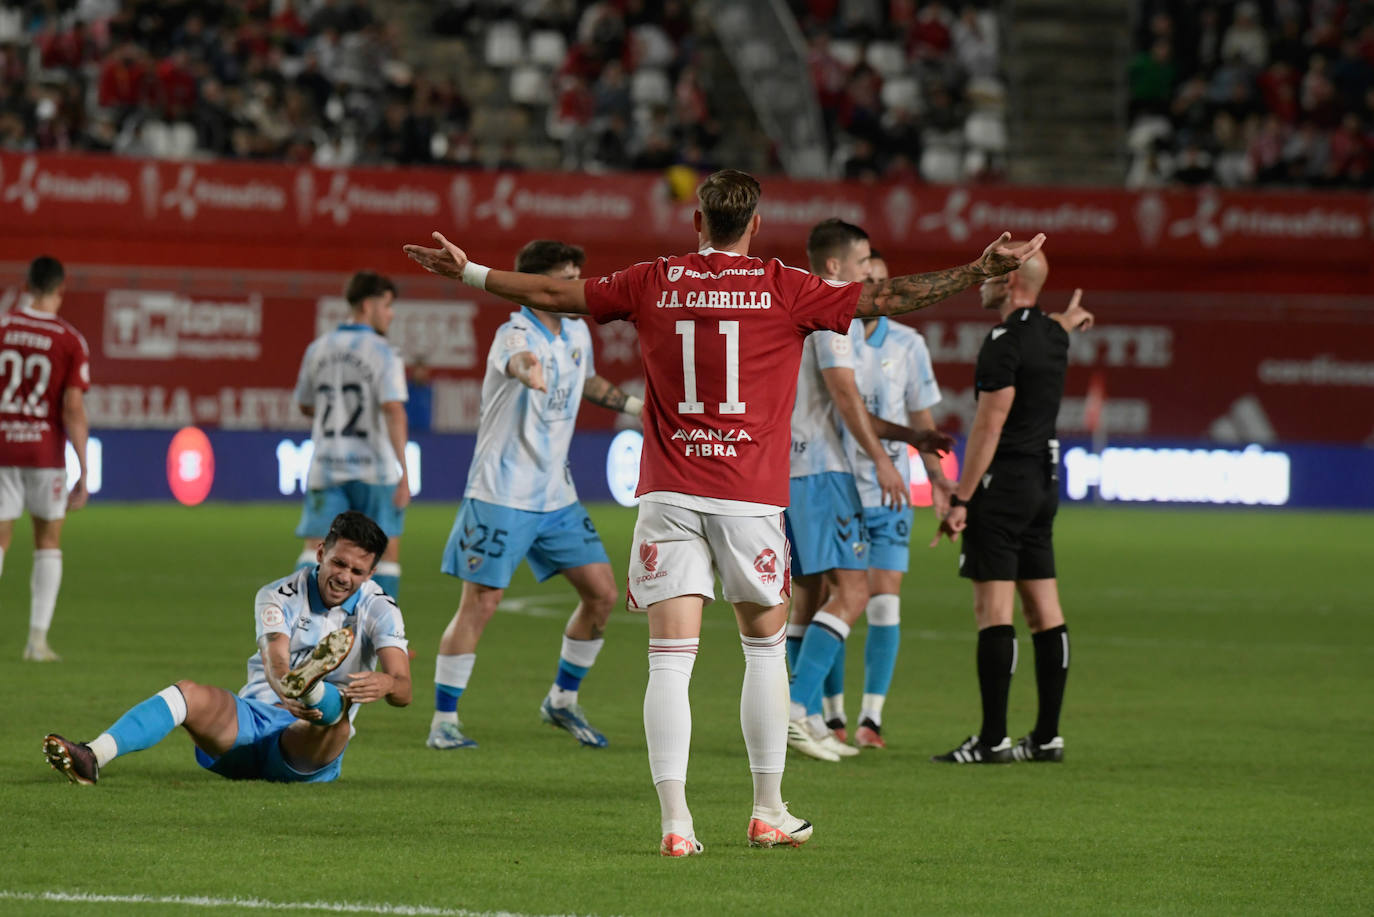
[959, 454, 1058, 582]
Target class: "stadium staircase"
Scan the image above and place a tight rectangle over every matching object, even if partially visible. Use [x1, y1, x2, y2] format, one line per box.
[1003, 0, 1130, 186]
[371, 0, 771, 173]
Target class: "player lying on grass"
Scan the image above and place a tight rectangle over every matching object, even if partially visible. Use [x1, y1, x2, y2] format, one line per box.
[43, 511, 410, 785]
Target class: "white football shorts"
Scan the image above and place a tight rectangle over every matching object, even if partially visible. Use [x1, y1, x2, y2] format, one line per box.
[0, 467, 69, 521]
[626, 501, 790, 610]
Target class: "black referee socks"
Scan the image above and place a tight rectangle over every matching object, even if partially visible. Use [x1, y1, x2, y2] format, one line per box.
[1031, 624, 1069, 744]
[976, 625, 1017, 747]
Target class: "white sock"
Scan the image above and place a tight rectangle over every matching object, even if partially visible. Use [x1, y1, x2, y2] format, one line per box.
[645, 637, 697, 835]
[431, 710, 458, 728]
[740, 627, 787, 814]
[296, 549, 316, 568]
[30, 549, 61, 633]
[89, 733, 118, 768]
[822, 693, 846, 725]
[861, 692, 887, 727]
[158, 685, 189, 725]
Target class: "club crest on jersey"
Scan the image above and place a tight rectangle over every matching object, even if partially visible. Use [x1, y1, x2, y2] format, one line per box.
[667, 265, 684, 282]
[571, 347, 583, 366]
[753, 548, 779, 584]
[261, 606, 285, 628]
[853, 541, 868, 558]
[466, 555, 483, 572]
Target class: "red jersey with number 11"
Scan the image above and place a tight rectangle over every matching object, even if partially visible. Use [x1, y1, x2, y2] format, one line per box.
[584, 248, 860, 507]
[0, 307, 91, 468]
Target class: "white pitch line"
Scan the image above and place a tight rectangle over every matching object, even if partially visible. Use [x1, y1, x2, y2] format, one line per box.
[0, 890, 601, 917]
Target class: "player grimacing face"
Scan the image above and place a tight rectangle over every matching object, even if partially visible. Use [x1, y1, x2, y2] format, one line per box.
[315, 538, 378, 607]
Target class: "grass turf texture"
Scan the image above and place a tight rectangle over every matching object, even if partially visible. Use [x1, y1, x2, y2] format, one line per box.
[0, 502, 1369, 916]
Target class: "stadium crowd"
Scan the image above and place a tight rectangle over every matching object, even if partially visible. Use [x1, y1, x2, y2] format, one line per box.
[0, 0, 1003, 181]
[0, 0, 458, 165]
[796, 0, 1005, 183]
[1129, 0, 1374, 189]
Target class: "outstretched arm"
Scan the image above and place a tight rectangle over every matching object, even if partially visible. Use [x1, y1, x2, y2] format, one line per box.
[854, 233, 1046, 318]
[403, 232, 589, 315]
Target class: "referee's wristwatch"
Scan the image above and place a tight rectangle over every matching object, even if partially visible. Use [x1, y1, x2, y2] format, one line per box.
[949, 494, 968, 509]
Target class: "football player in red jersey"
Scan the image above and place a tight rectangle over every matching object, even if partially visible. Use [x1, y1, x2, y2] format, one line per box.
[0, 256, 90, 662]
[405, 169, 1044, 855]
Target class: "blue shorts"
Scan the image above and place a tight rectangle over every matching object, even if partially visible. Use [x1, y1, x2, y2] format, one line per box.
[193, 695, 344, 783]
[863, 505, 913, 573]
[296, 482, 404, 538]
[441, 498, 610, 589]
[785, 472, 868, 577]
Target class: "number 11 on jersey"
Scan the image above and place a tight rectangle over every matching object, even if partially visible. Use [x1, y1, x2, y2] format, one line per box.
[675, 320, 746, 415]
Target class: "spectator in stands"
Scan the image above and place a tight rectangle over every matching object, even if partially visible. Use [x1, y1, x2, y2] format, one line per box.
[1130, 39, 1177, 117]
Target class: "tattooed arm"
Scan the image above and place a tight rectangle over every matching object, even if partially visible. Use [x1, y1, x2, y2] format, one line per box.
[583, 375, 643, 416]
[854, 233, 1046, 318]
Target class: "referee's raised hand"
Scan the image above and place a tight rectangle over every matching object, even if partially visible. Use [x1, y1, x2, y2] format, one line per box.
[403, 231, 469, 279]
[973, 232, 1047, 278]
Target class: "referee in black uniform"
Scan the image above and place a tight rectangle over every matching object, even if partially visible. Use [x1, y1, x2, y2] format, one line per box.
[930, 247, 1092, 764]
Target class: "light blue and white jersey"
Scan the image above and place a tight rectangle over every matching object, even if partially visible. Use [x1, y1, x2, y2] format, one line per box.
[294, 324, 408, 490]
[846, 317, 942, 507]
[243, 566, 408, 725]
[789, 328, 856, 479]
[464, 307, 595, 512]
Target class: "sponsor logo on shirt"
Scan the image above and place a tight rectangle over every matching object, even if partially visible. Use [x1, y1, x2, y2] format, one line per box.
[671, 426, 753, 458]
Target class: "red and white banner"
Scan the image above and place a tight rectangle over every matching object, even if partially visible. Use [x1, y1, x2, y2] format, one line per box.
[1, 152, 1370, 441]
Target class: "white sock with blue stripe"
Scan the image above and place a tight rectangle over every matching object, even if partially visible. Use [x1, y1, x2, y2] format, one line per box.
[373, 561, 401, 598]
[547, 635, 604, 708]
[93, 685, 188, 768]
[433, 653, 475, 729]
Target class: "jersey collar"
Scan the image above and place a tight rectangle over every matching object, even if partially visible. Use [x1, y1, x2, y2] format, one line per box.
[19, 306, 58, 321]
[520, 306, 567, 342]
[336, 322, 375, 333]
[306, 564, 363, 615]
[865, 316, 890, 348]
[697, 247, 744, 257]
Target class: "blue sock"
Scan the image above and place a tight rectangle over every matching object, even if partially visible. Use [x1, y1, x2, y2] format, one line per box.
[555, 658, 589, 692]
[373, 573, 400, 596]
[785, 632, 804, 672]
[789, 618, 846, 710]
[864, 624, 902, 697]
[823, 638, 846, 701]
[106, 692, 179, 757]
[435, 684, 462, 713]
[309, 682, 344, 726]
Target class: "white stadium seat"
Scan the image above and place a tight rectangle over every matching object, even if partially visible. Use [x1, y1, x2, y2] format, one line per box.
[528, 30, 567, 69]
[484, 21, 524, 69]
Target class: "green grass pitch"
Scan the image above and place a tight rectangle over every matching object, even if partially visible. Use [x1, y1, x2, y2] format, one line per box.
[0, 502, 1369, 916]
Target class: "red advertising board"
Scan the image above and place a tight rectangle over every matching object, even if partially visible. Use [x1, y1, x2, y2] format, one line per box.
[0, 152, 1370, 442]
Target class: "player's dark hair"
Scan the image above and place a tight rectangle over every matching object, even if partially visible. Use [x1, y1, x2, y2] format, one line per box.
[514, 240, 586, 276]
[344, 271, 396, 308]
[27, 256, 64, 295]
[323, 511, 389, 565]
[806, 219, 869, 273]
[696, 169, 761, 247]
